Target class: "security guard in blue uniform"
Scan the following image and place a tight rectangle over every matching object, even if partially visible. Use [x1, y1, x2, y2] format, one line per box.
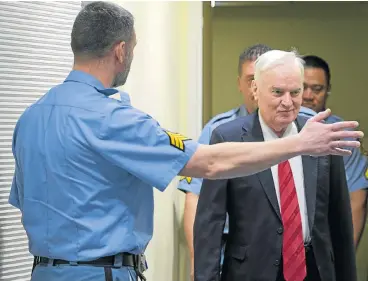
[302, 55, 368, 281]
[302, 55, 368, 247]
[8, 3, 363, 281]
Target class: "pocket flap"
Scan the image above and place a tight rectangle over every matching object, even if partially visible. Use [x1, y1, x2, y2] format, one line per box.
[229, 245, 248, 261]
[330, 249, 335, 262]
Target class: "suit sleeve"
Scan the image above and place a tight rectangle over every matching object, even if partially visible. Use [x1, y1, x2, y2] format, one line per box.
[194, 128, 228, 281]
[328, 155, 357, 281]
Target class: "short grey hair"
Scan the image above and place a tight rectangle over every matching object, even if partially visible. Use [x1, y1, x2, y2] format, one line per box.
[254, 49, 305, 82]
[71, 1, 134, 59]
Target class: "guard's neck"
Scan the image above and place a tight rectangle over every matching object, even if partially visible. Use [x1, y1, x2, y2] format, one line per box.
[73, 59, 115, 88]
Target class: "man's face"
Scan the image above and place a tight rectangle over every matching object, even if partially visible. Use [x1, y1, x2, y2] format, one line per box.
[238, 60, 258, 113]
[302, 67, 329, 113]
[112, 32, 137, 88]
[254, 63, 303, 134]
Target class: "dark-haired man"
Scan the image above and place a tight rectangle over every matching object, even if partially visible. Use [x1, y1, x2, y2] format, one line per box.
[302, 55, 368, 248]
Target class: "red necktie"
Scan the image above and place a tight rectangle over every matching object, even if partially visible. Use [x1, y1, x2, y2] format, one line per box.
[278, 160, 307, 281]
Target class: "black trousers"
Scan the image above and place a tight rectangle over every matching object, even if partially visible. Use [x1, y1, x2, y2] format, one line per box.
[276, 246, 321, 281]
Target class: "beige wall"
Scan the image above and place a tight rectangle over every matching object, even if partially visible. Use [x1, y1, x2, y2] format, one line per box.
[111, 2, 202, 281]
[208, 2, 368, 143]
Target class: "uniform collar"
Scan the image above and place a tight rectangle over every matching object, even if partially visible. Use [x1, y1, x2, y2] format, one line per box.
[64, 70, 119, 97]
[238, 105, 248, 117]
[119, 91, 131, 105]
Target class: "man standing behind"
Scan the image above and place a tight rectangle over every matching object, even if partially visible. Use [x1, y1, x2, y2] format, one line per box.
[194, 50, 356, 281]
[178, 44, 316, 279]
[178, 44, 271, 278]
[302, 55, 368, 247]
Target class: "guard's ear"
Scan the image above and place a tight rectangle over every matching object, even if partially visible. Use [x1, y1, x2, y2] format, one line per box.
[326, 84, 331, 96]
[252, 80, 258, 101]
[114, 41, 126, 64]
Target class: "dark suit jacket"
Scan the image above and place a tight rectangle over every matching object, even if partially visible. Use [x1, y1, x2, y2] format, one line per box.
[193, 111, 357, 281]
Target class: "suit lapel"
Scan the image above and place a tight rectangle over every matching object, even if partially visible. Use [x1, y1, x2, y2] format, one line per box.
[301, 155, 318, 231]
[296, 117, 318, 231]
[242, 112, 282, 221]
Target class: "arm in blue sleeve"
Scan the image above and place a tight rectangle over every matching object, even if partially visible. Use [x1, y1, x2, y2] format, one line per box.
[8, 121, 21, 209]
[177, 123, 213, 195]
[9, 172, 21, 209]
[344, 147, 368, 192]
[92, 104, 199, 192]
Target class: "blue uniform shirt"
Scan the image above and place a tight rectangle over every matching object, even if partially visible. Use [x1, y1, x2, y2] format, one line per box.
[178, 105, 248, 195]
[9, 70, 198, 261]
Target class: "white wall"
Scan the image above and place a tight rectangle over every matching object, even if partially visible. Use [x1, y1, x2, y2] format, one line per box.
[110, 2, 202, 281]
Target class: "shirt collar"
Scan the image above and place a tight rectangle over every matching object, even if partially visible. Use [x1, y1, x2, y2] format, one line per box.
[119, 91, 131, 104]
[64, 70, 119, 97]
[238, 105, 248, 117]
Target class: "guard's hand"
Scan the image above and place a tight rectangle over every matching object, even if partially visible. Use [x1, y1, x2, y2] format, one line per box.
[299, 109, 364, 156]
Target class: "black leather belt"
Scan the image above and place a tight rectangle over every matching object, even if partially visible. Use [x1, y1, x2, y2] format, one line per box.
[34, 253, 135, 267]
[33, 253, 147, 281]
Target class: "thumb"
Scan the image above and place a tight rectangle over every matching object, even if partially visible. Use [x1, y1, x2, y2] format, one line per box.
[309, 108, 331, 123]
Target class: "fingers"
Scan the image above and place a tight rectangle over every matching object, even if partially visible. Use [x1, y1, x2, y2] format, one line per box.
[331, 140, 361, 150]
[330, 148, 353, 156]
[330, 121, 360, 132]
[331, 130, 364, 140]
[309, 108, 331, 123]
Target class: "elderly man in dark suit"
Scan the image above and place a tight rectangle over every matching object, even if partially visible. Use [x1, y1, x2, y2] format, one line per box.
[193, 50, 357, 281]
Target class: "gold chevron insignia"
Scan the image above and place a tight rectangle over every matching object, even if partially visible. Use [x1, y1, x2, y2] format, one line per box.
[165, 131, 190, 151]
[180, 176, 192, 184]
[365, 166, 368, 180]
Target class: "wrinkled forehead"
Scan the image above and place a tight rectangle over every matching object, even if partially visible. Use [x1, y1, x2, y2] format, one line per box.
[261, 63, 303, 84]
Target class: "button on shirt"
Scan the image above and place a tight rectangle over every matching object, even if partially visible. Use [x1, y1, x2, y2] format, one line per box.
[258, 113, 310, 242]
[8, 70, 199, 261]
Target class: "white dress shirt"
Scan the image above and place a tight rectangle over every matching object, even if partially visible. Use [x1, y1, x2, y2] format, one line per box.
[258, 113, 310, 242]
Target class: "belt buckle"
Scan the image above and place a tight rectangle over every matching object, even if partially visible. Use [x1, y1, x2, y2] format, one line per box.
[134, 254, 147, 281]
[138, 254, 148, 272]
[34, 256, 40, 265]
